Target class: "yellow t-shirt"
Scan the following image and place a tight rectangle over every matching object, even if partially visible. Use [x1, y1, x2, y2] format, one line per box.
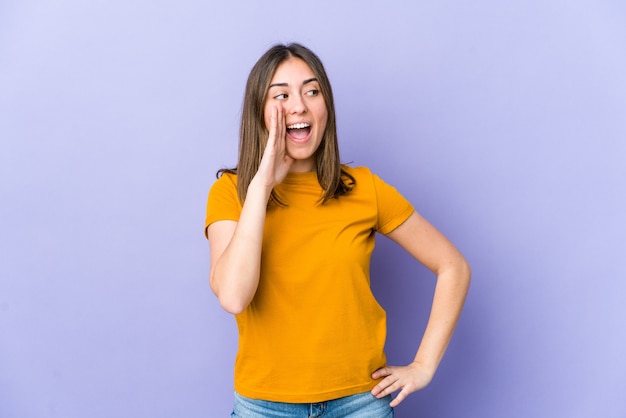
[205, 165, 414, 403]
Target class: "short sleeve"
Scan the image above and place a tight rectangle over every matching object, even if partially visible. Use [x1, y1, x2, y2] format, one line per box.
[204, 173, 242, 238]
[373, 173, 415, 235]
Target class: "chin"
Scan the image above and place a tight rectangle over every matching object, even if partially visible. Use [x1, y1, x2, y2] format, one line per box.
[287, 146, 316, 160]
[286, 151, 316, 170]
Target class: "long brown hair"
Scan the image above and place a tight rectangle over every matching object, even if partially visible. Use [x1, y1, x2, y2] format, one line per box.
[218, 43, 354, 205]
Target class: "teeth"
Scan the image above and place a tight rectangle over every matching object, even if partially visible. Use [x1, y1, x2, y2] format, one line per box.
[287, 122, 310, 129]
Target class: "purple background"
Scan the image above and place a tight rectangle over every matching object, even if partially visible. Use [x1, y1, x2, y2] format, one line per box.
[1, 1, 625, 417]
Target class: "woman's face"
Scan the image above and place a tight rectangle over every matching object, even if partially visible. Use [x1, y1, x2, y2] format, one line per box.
[263, 57, 328, 172]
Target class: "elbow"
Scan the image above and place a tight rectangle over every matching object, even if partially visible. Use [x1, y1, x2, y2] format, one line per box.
[210, 277, 251, 315]
[459, 255, 471, 276]
[441, 255, 471, 288]
[219, 297, 249, 315]
[458, 257, 472, 288]
[209, 266, 256, 315]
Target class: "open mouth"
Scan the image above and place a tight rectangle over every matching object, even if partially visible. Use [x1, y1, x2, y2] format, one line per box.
[286, 122, 311, 141]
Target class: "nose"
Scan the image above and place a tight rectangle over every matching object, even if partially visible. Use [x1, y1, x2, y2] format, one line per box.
[287, 94, 307, 114]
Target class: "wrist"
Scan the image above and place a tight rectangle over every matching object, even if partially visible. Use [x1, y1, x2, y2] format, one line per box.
[248, 176, 274, 201]
[410, 359, 438, 379]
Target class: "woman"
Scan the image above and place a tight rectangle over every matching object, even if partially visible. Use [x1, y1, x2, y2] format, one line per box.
[205, 43, 470, 417]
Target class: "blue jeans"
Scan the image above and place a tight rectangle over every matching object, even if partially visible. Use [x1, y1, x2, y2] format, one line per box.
[231, 391, 394, 417]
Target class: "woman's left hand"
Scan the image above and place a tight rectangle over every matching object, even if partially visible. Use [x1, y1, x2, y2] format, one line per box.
[371, 362, 435, 407]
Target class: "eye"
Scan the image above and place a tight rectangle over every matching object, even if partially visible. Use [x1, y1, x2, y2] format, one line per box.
[305, 89, 320, 97]
[273, 93, 288, 100]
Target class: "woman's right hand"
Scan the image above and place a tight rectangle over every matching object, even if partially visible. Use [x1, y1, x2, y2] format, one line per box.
[208, 105, 292, 313]
[254, 104, 294, 189]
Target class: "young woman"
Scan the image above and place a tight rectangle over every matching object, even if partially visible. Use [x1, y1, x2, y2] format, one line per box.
[205, 43, 470, 418]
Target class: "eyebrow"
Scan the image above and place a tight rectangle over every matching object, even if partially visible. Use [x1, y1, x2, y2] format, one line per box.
[268, 77, 318, 89]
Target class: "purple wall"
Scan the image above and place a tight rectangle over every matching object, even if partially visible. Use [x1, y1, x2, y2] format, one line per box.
[1, 1, 625, 417]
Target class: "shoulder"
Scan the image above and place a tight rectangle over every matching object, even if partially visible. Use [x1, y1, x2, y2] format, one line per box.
[206, 171, 242, 227]
[342, 165, 370, 175]
[218, 171, 238, 184]
[208, 171, 240, 207]
[341, 165, 391, 188]
[210, 171, 238, 192]
[341, 165, 374, 182]
[343, 165, 410, 203]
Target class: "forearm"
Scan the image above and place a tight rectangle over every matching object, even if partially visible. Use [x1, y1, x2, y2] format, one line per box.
[412, 259, 471, 375]
[211, 177, 272, 314]
[370, 258, 470, 406]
